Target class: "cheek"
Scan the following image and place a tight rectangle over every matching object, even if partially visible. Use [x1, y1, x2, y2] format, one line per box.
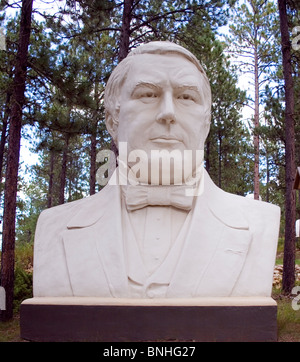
[118, 103, 154, 138]
[195, 123, 209, 147]
[117, 118, 144, 150]
[117, 105, 136, 139]
[179, 109, 208, 147]
[119, 101, 154, 125]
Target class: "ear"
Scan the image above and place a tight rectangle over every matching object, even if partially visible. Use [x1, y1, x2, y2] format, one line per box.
[105, 113, 119, 144]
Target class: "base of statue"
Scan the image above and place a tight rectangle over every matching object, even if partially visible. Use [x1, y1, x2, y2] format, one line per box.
[20, 297, 277, 342]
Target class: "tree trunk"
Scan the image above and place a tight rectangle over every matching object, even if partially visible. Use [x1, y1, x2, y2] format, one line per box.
[0, 0, 33, 322]
[90, 82, 99, 195]
[89, 133, 97, 195]
[47, 148, 55, 208]
[118, 0, 133, 61]
[278, 0, 296, 295]
[266, 146, 270, 203]
[253, 43, 260, 200]
[0, 42, 13, 200]
[110, 0, 134, 162]
[59, 133, 70, 205]
[0, 91, 11, 200]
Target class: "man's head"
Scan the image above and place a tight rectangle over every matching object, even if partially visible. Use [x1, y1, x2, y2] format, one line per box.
[104, 41, 212, 184]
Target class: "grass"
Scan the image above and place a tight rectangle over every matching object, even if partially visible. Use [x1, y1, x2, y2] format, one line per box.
[275, 250, 300, 265]
[276, 238, 300, 264]
[274, 294, 300, 342]
[0, 314, 23, 342]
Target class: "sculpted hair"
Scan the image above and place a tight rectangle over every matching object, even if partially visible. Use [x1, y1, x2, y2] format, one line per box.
[104, 41, 212, 141]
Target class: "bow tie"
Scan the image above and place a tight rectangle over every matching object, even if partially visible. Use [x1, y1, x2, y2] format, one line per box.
[124, 185, 194, 211]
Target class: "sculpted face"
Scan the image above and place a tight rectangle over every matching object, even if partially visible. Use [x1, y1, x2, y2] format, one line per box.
[116, 53, 210, 184]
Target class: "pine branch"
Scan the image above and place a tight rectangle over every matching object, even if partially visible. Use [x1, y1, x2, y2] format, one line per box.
[129, 7, 194, 34]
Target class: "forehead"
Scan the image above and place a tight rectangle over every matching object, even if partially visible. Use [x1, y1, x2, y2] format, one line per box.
[124, 53, 203, 89]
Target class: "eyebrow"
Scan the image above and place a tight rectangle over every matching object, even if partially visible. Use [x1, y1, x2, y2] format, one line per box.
[130, 82, 161, 96]
[175, 85, 203, 103]
[131, 82, 202, 96]
[176, 85, 202, 94]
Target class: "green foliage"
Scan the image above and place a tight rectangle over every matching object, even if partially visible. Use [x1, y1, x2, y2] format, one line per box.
[1, 1, 275, 240]
[0, 241, 33, 315]
[10, 242, 34, 312]
[13, 264, 32, 312]
[14, 241, 33, 269]
[1, 2, 295, 220]
[0, 0, 299, 303]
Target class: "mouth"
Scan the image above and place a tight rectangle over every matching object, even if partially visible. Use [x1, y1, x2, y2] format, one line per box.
[150, 136, 183, 144]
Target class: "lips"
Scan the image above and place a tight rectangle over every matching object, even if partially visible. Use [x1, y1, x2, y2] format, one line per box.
[150, 135, 183, 144]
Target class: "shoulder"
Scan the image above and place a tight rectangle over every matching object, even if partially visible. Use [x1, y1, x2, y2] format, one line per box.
[37, 196, 88, 229]
[34, 197, 87, 249]
[203, 170, 280, 229]
[35, 184, 121, 242]
[38, 184, 117, 223]
[35, 187, 112, 242]
[224, 191, 281, 233]
[239, 195, 281, 228]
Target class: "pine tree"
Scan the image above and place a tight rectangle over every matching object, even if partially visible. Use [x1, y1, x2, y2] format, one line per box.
[227, 0, 279, 200]
[0, 0, 33, 322]
[278, 0, 296, 295]
[0, 15, 19, 203]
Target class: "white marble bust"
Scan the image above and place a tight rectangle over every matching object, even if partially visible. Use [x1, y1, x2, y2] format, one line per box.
[33, 41, 280, 299]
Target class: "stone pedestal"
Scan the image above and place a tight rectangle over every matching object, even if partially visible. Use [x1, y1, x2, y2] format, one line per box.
[20, 297, 277, 342]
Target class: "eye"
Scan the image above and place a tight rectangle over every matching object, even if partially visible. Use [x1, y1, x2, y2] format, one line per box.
[176, 88, 201, 104]
[141, 91, 158, 98]
[177, 93, 195, 102]
[131, 85, 160, 103]
[138, 90, 159, 103]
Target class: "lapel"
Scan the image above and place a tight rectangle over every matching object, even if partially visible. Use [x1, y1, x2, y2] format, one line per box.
[61, 168, 252, 298]
[167, 170, 252, 297]
[61, 181, 128, 297]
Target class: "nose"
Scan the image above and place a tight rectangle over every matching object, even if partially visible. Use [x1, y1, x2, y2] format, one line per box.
[156, 92, 176, 125]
